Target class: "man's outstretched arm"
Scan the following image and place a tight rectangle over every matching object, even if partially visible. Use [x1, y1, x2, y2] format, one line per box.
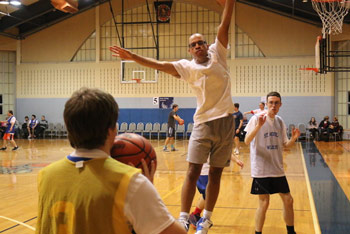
[217, 0, 235, 48]
[110, 46, 180, 78]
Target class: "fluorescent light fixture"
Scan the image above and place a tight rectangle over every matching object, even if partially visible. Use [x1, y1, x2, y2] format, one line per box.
[10, 0, 21, 6]
[0, 1, 10, 5]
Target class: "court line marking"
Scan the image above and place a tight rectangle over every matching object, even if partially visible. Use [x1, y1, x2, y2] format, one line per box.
[161, 184, 182, 200]
[0, 216, 36, 232]
[299, 143, 321, 234]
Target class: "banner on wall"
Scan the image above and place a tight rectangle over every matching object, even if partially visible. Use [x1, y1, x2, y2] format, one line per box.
[154, 1, 173, 23]
[159, 97, 174, 109]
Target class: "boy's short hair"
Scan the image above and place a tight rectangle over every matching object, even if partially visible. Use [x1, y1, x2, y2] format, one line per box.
[234, 103, 239, 108]
[172, 104, 178, 109]
[64, 88, 119, 149]
[8, 110, 13, 115]
[266, 91, 282, 102]
[259, 102, 265, 106]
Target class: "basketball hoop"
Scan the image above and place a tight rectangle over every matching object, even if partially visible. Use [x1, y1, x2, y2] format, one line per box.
[299, 67, 320, 73]
[132, 78, 142, 84]
[299, 67, 319, 80]
[312, 0, 350, 36]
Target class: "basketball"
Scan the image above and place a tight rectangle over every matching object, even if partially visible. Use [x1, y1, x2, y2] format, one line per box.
[179, 119, 185, 125]
[111, 133, 157, 171]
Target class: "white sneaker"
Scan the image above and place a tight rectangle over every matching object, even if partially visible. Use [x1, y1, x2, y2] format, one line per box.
[178, 217, 189, 232]
[195, 218, 213, 234]
[234, 148, 239, 155]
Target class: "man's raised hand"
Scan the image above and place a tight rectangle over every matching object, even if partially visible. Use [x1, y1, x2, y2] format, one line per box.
[109, 46, 133, 60]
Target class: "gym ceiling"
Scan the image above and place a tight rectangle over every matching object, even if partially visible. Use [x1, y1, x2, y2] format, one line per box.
[0, 0, 348, 39]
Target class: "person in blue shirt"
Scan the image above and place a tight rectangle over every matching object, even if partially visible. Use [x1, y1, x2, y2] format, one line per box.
[233, 103, 243, 155]
[0, 110, 19, 151]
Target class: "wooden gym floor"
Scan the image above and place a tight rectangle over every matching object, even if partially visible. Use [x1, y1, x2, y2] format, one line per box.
[0, 138, 349, 233]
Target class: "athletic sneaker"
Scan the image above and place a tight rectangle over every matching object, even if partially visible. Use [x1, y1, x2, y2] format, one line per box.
[189, 213, 201, 228]
[12, 146, 19, 151]
[178, 217, 190, 232]
[195, 218, 213, 234]
[171, 148, 178, 151]
[163, 147, 169, 152]
[0, 147, 6, 151]
[234, 148, 239, 155]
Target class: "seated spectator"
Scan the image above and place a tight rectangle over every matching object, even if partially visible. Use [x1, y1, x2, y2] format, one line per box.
[29, 115, 39, 139]
[330, 116, 343, 141]
[22, 116, 30, 138]
[308, 117, 319, 140]
[37, 115, 48, 138]
[319, 116, 331, 142]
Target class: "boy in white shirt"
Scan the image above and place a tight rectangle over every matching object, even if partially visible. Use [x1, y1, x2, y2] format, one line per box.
[244, 92, 300, 234]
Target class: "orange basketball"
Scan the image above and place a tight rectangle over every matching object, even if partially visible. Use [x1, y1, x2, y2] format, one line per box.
[179, 119, 185, 125]
[111, 133, 157, 171]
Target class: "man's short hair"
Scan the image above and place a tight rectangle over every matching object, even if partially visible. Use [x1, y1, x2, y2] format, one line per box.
[259, 102, 265, 107]
[8, 110, 13, 115]
[266, 91, 282, 102]
[25, 116, 29, 119]
[172, 104, 178, 109]
[234, 103, 239, 109]
[64, 88, 119, 149]
[32, 115, 36, 118]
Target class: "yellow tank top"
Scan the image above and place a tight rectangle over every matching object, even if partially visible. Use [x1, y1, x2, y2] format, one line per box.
[36, 157, 140, 234]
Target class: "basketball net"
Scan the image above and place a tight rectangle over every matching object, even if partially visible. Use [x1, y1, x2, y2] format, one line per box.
[312, 0, 350, 37]
[132, 78, 142, 84]
[299, 67, 319, 81]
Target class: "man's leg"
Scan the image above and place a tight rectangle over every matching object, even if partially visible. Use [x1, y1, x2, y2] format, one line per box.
[163, 137, 170, 151]
[179, 162, 202, 230]
[279, 193, 296, 234]
[204, 166, 224, 212]
[10, 139, 16, 147]
[170, 137, 177, 151]
[234, 136, 240, 154]
[255, 194, 270, 233]
[194, 167, 224, 233]
[1, 139, 7, 149]
[181, 163, 203, 212]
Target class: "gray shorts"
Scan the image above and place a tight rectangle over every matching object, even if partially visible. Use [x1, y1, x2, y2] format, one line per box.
[187, 115, 234, 168]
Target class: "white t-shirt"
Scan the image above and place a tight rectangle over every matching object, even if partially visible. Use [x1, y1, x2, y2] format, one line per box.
[10, 116, 16, 124]
[70, 149, 175, 234]
[244, 114, 288, 178]
[172, 38, 235, 124]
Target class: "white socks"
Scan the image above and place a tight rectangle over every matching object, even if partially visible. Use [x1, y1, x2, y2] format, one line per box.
[203, 209, 212, 220]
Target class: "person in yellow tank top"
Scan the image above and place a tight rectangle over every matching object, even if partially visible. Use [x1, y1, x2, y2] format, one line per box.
[36, 88, 186, 234]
